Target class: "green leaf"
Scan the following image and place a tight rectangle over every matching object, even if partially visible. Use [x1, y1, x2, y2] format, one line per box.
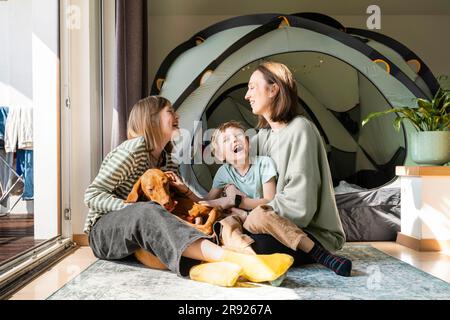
[442, 101, 450, 115]
[417, 107, 431, 118]
[362, 87, 450, 131]
[438, 114, 450, 130]
[432, 116, 441, 131]
[401, 108, 424, 130]
[417, 98, 432, 110]
[431, 88, 444, 110]
[393, 116, 404, 131]
[361, 109, 399, 126]
[442, 91, 450, 107]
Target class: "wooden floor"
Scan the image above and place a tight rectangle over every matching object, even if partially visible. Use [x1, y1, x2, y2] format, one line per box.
[0, 214, 43, 264]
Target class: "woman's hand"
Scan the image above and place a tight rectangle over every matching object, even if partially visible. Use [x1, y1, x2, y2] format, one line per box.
[165, 171, 189, 194]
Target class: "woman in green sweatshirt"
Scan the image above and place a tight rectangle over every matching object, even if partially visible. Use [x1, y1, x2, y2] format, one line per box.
[236, 61, 352, 276]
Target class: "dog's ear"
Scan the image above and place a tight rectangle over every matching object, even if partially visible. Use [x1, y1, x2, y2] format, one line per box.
[126, 177, 142, 203]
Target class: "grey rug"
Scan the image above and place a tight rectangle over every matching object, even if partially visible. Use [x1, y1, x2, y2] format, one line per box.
[47, 245, 450, 300]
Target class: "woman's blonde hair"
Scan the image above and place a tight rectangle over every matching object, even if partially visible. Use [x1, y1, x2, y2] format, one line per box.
[255, 61, 298, 129]
[127, 96, 171, 153]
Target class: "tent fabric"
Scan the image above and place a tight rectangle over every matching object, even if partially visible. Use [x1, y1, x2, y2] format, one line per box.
[154, 13, 440, 241]
[167, 27, 418, 150]
[178, 48, 410, 190]
[347, 27, 439, 96]
[154, 15, 432, 105]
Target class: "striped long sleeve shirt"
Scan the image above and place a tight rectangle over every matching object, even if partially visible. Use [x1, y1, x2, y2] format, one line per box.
[83, 136, 178, 234]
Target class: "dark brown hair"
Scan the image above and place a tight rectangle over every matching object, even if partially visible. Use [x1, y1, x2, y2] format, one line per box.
[255, 61, 298, 129]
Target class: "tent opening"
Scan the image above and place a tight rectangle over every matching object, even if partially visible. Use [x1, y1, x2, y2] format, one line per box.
[190, 52, 407, 192]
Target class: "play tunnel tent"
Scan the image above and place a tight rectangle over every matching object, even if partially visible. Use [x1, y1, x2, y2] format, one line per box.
[151, 13, 440, 241]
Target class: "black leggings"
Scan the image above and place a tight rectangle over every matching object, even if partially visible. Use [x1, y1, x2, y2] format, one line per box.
[244, 230, 317, 266]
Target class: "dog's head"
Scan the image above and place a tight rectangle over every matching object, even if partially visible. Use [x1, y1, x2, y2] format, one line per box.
[126, 168, 177, 212]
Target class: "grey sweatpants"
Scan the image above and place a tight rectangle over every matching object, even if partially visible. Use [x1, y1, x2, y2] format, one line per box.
[88, 202, 211, 276]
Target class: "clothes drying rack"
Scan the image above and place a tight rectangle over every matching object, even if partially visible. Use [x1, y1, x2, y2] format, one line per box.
[0, 153, 24, 217]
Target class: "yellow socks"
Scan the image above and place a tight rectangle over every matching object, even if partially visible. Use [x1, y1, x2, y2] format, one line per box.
[189, 262, 243, 287]
[189, 251, 294, 287]
[221, 250, 294, 283]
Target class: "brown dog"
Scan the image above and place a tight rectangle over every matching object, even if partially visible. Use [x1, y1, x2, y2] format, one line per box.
[125, 168, 221, 235]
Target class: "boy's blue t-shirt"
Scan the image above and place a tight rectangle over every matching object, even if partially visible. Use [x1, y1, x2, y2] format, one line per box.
[212, 156, 277, 199]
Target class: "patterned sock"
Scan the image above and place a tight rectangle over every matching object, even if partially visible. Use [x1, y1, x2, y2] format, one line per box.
[309, 244, 352, 277]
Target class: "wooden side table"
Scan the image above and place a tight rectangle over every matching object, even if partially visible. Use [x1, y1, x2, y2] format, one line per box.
[396, 166, 450, 251]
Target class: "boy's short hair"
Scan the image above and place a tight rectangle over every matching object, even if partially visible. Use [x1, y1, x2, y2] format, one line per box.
[210, 120, 247, 158]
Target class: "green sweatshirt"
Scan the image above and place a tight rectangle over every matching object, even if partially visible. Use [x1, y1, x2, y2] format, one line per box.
[255, 116, 346, 252]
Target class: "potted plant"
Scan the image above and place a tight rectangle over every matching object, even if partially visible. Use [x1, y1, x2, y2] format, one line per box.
[362, 87, 450, 165]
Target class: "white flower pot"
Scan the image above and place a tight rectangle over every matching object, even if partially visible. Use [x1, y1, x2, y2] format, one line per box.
[410, 131, 450, 165]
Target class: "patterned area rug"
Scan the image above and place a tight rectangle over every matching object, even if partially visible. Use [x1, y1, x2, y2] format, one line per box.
[47, 245, 450, 300]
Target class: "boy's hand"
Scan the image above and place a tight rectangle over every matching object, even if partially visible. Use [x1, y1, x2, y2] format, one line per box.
[165, 171, 189, 194]
[224, 184, 246, 199]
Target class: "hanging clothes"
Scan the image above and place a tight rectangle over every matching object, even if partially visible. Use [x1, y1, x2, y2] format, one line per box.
[0, 107, 9, 142]
[4, 105, 20, 153]
[3, 105, 33, 200]
[0, 107, 15, 200]
[19, 106, 33, 150]
[18, 106, 33, 199]
[5, 105, 33, 153]
[0, 149, 14, 198]
[16, 149, 33, 200]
